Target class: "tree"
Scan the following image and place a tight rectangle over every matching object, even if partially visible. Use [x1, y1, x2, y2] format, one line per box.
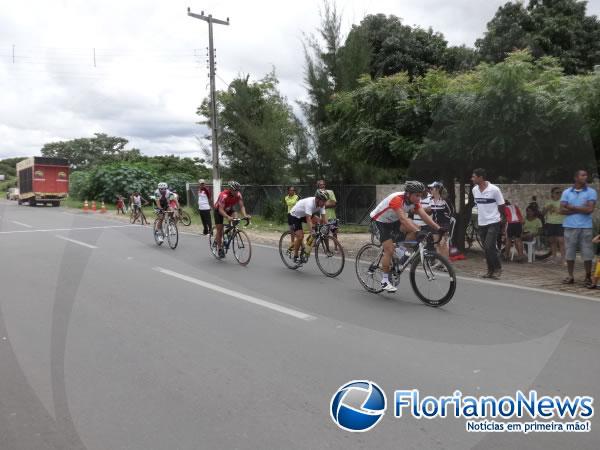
[477, 0, 600, 74]
[411, 51, 596, 249]
[442, 45, 480, 73]
[197, 71, 297, 184]
[41, 133, 142, 169]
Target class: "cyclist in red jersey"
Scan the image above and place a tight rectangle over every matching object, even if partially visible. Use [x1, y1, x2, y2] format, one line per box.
[370, 181, 443, 293]
[214, 181, 250, 258]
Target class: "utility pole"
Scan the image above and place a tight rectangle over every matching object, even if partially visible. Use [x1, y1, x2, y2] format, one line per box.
[188, 7, 229, 202]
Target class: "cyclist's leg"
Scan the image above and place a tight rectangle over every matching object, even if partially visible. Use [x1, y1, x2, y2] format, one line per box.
[287, 214, 295, 248]
[213, 210, 225, 248]
[291, 217, 305, 257]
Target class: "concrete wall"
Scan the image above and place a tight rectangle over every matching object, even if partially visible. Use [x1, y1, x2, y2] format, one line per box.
[377, 183, 600, 223]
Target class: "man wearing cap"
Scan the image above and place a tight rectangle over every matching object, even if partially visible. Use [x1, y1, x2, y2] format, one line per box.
[197, 179, 213, 235]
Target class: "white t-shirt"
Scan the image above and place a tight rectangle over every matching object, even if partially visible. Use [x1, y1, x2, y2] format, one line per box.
[412, 194, 431, 227]
[198, 189, 210, 210]
[472, 183, 505, 226]
[290, 197, 325, 219]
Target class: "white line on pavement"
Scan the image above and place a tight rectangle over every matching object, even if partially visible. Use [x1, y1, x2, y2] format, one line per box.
[0, 225, 134, 235]
[55, 235, 99, 249]
[154, 267, 316, 321]
[10, 220, 32, 228]
[456, 275, 600, 303]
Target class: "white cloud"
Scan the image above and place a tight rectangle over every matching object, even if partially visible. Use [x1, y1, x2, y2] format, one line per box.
[1, 0, 599, 159]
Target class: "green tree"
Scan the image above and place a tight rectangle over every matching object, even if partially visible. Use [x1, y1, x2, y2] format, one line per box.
[198, 72, 297, 184]
[477, 0, 600, 74]
[41, 133, 142, 169]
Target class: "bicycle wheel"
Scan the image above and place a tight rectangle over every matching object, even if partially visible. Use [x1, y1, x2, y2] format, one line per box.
[180, 210, 192, 226]
[465, 223, 475, 249]
[232, 230, 252, 266]
[369, 222, 381, 246]
[278, 231, 301, 269]
[315, 236, 345, 277]
[409, 251, 456, 307]
[153, 219, 164, 246]
[166, 218, 179, 249]
[355, 243, 384, 293]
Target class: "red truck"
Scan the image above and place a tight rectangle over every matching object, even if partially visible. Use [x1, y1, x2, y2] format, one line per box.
[16, 157, 69, 206]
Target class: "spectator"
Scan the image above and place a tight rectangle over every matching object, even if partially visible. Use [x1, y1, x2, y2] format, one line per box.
[471, 168, 505, 279]
[197, 179, 213, 235]
[588, 233, 600, 289]
[522, 206, 543, 242]
[317, 179, 337, 222]
[116, 195, 125, 215]
[285, 186, 299, 247]
[428, 181, 452, 259]
[284, 186, 299, 213]
[542, 187, 566, 264]
[412, 186, 432, 230]
[560, 170, 597, 287]
[503, 200, 525, 262]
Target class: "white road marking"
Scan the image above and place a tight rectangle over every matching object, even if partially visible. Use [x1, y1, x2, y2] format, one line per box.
[457, 275, 600, 303]
[154, 267, 316, 321]
[0, 225, 134, 235]
[10, 220, 32, 228]
[55, 235, 99, 249]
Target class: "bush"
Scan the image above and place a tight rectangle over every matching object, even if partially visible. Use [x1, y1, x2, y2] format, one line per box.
[262, 198, 287, 224]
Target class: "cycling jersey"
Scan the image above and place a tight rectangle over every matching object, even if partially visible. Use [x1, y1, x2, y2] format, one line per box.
[154, 189, 172, 209]
[370, 192, 421, 223]
[290, 197, 325, 219]
[215, 190, 242, 212]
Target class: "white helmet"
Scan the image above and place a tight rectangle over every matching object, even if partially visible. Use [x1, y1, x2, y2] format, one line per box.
[157, 182, 168, 189]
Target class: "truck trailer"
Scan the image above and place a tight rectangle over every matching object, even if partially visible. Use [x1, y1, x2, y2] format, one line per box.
[16, 157, 69, 206]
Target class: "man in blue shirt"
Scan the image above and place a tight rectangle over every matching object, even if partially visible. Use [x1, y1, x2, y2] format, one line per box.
[560, 170, 597, 287]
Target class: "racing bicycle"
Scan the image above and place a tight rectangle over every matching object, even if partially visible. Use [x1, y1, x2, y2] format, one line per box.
[178, 208, 192, 226]
[355, 232, 456, 306]
[279, 219, 345, 277]
[153, 208, 178, 249]
[209, 217, 252, 266]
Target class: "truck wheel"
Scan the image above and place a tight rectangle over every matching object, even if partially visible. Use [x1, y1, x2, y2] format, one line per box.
[17, 199, 22, 205]
[30, 200, 36, 207]
[52, 202, 59, 207]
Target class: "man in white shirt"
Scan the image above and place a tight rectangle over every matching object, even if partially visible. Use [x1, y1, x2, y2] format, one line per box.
[471, 168, 505, 279]
[288, 190, 328, 264]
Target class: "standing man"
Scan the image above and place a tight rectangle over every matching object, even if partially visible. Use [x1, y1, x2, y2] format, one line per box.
[284, 186, 299, 248]
[560, 170, 597, 287]
[197, 179, 213, 236]
[471, 168, 505, 279]
[317, 179, 336, 222]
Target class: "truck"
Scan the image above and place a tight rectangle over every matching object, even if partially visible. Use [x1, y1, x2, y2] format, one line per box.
[6, 187, 19, 200]
[16, 157, 69, 206]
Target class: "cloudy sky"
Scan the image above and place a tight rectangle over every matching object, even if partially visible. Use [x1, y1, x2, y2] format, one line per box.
[1, 0, 599, 160]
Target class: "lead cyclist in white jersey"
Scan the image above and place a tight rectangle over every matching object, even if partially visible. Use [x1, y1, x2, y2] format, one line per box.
[370, 181, 444, 292]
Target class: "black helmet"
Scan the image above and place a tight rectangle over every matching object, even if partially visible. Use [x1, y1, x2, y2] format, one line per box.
[404, 181, 426, 194]
[315, 189, 329, 201]
[228, 181, 241, 191]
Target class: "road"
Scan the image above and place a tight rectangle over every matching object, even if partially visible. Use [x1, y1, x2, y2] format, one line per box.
[1, 199, 599, 450]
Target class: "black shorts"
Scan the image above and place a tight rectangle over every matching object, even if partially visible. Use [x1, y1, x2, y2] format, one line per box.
[545, 223, 564, 237]
[214, 209, 233, 225]
[375, 221, 405, 243]
[506, 223, 523, 239]
[288, 214, 307, 232]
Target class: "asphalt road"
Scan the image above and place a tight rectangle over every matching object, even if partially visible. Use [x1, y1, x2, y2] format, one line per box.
[1, 199, 599, 450]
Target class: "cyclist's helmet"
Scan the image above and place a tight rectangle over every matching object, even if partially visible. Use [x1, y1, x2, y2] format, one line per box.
[428, 181, 444, 190]
[157, 182, 168, 190]
[228, 181, 241, 191]
[168, 193, 177, 200]
[404, 181, 426, 194]
[315, 189, 329, 201]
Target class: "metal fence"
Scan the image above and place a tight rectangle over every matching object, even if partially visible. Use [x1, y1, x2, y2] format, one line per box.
[187, 184, 377, 225]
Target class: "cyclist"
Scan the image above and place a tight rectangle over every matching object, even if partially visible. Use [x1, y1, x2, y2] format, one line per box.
[214, 181, 250, 258]
[154, 182, 173, 242]
[288, 190, 328, 264]
[168, 192, 180, 220]
[370, 181, 444, 293]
